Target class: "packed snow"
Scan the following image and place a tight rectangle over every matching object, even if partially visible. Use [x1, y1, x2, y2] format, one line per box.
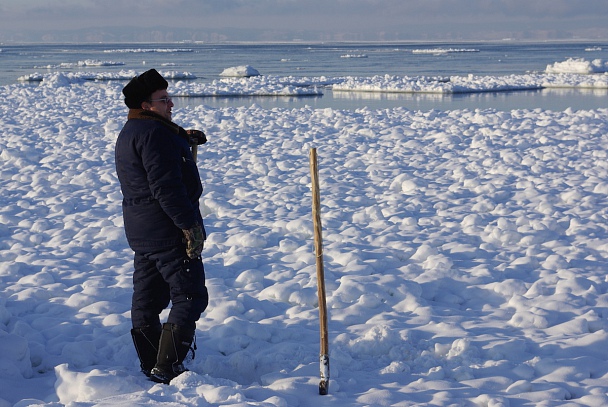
[1, 61, 608, 407]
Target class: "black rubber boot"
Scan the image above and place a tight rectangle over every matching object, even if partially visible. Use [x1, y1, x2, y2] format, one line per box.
[131, 325, 161, 377]
[150, 323, 195, 384]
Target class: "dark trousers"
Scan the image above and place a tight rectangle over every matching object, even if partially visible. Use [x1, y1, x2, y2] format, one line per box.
[131, 245, 208, 331]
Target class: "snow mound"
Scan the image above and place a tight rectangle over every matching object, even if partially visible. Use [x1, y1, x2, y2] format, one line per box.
[546, 58, 608, 74]
[220, 65, 261, 77]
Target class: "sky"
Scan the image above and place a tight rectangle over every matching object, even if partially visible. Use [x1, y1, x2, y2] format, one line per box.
[1, 0, 608, 42]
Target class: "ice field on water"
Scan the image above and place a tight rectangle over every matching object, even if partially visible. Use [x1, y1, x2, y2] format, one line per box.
[2, 41, 608, 110]
[1, 42, 608, 406]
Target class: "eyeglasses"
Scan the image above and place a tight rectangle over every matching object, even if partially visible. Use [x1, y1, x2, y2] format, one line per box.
[148, 96, 173, 104]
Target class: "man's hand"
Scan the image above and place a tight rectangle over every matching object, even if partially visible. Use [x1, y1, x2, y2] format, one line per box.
[186, 129, 207, 145]
[182, 223, 204, 259]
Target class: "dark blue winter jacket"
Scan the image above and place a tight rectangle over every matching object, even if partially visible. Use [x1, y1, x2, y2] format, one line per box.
[115, 109, 204, 252]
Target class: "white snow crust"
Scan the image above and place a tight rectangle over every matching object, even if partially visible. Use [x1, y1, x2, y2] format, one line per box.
[1, 62, 608, 406]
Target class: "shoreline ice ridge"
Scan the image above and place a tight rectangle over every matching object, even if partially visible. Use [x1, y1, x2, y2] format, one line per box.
[14, 59, 608, 96]
[102, 48, 194, 53]
[412, 48, 480, 54]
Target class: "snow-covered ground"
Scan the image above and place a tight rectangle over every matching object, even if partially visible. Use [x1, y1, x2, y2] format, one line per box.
[1, 61, 608, 406]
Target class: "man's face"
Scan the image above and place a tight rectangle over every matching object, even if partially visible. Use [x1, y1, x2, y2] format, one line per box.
[144, 89, 174, 121]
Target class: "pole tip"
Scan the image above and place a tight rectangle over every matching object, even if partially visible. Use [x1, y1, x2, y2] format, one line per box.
[319, 380, 329, 395]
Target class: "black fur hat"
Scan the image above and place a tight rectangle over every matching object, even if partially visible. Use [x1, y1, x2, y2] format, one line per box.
[122, 69, 168, 108]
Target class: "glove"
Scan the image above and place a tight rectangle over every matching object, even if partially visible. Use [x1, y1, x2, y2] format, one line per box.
[182, 223, 204, 259]
[186, 129, 207, 145]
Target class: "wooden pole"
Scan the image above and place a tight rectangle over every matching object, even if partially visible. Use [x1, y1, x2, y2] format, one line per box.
[309, 148, 330, 395]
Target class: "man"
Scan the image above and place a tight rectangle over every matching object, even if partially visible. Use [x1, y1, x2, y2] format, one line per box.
[115, 69, 208, 384]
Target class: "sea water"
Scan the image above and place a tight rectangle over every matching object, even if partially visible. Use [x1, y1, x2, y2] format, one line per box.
[1, 41, 606, 111]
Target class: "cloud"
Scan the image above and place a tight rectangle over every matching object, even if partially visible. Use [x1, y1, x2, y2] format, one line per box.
[1, 0, 607, 41]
